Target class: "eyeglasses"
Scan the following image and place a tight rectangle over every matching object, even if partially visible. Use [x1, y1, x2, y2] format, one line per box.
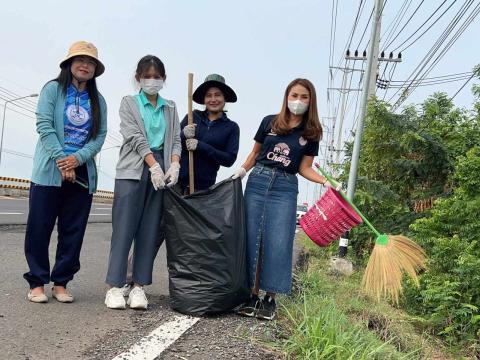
[73, 57, 97, 68]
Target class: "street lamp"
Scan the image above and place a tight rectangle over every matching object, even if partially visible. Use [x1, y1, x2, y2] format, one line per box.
[0, 94, 39, 167]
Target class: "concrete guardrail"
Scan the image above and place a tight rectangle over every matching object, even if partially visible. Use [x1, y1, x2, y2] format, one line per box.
[0, 176, 114, 200]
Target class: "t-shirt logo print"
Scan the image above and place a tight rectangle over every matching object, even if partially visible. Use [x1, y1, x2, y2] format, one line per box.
[267, 142, 291, 167]
[66, 105, 90, 126]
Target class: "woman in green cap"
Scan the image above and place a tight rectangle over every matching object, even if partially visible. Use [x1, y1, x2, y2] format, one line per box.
[178, 74, 240, 193]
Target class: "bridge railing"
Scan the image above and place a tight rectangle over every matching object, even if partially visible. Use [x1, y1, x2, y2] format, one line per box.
[0, 176, 114, 199]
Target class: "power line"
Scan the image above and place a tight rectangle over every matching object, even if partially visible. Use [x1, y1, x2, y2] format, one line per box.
[389, 71, 472, 82]
[400, 1, 480, 103]
[0, 86, 38, 108]
[362, 0, 389, 50]
[0, 94, 36, 114]
[356, 6, 374, 50]
[450, 69, 476, 100]
[381, 0, 413, 49]
[0, 101, 36, 120]
[347, 0, 367, 49]
[389, 76, 473, 88]
[389, 0, 478, 108]
[390, 0, 453, 52]
[3, 148, 33, 159]
[382, 0, 426, 50]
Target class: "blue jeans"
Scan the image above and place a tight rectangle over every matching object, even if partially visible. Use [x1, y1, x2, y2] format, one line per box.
[244, 164, 298, 294]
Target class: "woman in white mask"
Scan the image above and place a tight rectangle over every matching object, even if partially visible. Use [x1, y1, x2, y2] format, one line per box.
[232, 78, 338, 320]
[105, 55, 181, 310]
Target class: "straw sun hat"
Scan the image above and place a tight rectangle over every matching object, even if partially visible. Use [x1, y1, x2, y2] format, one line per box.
[59, 41, 105, 77]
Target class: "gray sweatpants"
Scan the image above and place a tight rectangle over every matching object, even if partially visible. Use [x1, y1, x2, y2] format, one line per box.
[106, 151, 165, 288]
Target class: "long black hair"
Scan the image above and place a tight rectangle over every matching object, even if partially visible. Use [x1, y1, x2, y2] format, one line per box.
[53, 58, 101, 139]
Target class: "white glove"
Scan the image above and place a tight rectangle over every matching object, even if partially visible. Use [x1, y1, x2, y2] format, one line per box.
[325, 180, 342, 191]
[149, 163, 165, 190]
[231, 167, 247, 180]
[164, 162, 180, 187]
[186, 138, 198, 151]
[183, 124, 196, 139]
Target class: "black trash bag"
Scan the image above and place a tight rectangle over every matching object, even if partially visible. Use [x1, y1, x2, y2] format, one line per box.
[164, 178, 249, 315]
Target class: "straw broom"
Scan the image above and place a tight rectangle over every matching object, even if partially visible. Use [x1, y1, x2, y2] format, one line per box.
[314, 163, 426, 304]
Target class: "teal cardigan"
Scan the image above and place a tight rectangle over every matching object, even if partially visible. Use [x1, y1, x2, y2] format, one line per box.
[31, 81, 107, 194]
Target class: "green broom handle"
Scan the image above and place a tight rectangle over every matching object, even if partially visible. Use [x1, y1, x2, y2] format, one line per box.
[315, 163, 382, 237]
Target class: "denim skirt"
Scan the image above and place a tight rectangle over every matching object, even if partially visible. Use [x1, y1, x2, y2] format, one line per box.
[244, 164, 298, 294]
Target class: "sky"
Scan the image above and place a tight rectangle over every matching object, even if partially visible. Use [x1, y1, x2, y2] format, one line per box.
[0, 0, 478, 205]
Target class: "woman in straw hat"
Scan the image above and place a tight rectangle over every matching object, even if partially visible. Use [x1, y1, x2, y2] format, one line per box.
[178, 74, 240, 193]
[24, 41, 107, 303]
[232, 78, 339, 320]
[104, 55, 181, 310]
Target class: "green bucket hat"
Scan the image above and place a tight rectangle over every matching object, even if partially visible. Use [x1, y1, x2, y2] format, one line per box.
[192, 74, 237, 104]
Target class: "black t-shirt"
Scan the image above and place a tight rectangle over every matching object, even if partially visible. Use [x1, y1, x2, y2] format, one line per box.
[254, 115, 319, 174]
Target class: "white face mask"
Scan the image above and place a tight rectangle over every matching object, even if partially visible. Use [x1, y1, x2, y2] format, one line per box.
[288, 100, 309, 115]
[140, 79, 164, 95]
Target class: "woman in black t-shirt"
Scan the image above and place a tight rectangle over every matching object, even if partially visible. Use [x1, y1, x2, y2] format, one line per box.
[232, 78, 337, 320]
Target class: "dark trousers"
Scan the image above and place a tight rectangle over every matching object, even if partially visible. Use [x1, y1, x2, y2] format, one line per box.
[106, 151, 165, 288]
[23, 165, 93, 289]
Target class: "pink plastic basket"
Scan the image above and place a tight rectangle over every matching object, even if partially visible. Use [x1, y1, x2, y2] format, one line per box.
[299, 187, 363, 247]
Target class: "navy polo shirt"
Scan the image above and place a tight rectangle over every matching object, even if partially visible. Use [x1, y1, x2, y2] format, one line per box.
[179, 110, 240, 190]
[254, 115, 319, 174]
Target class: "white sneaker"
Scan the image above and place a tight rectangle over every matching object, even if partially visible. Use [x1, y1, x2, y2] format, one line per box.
[127, 286, 148, 309]
[105, 287, 126, 309]
[121, 283, 132, 297]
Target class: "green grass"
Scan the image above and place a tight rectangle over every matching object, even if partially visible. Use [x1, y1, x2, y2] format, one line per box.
[272, 234, 451, 360]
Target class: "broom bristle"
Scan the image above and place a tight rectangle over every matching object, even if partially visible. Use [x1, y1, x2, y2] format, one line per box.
[362, 234, 426, 304]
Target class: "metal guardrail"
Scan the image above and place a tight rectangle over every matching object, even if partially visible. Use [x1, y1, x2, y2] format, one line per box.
[0, 176, 114, 199]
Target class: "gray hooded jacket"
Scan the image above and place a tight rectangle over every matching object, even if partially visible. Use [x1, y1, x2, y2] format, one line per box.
[115, 95, 181, 179]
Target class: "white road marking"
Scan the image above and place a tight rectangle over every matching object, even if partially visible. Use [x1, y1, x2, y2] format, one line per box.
[89, 213, 110, 216]
[0, 212, 23, 215]
[95, 207, 111, 210]
[111, 315, 200, 360]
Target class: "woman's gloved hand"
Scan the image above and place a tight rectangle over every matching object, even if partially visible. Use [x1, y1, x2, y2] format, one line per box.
[325, 180, 343, 191]
[183, 124, 196, 139]
[186, 138, 198, 151]
[231, 167, 247, 180]
[149, 163, 165, 190]
[164, 162, 180, 187]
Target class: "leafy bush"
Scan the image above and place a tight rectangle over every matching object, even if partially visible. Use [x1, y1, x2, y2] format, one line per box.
[405, 148, 480, 347]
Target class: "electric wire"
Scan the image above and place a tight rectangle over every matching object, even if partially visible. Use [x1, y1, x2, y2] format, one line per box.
[0, 86, 38, 108]
[390, 0, 453, 52]
[388, 0, 477, 108]
[395, 2, 480, 107]
[381, 0, 413, 49]
[382, 0, 426, 50]
[450, 69, 476, 100]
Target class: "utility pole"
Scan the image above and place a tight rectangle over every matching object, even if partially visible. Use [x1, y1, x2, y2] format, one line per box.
[347, 0, 383, 197]
[339, 0, 383, 258]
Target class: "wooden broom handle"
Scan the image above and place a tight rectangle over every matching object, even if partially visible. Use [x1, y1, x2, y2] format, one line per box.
[187, 73, 195, 194]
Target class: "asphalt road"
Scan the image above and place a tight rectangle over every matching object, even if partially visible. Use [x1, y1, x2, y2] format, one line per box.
[0, 223, 170, 360]
[0, 196, 112, 225]
[0, 202, 300, 359]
